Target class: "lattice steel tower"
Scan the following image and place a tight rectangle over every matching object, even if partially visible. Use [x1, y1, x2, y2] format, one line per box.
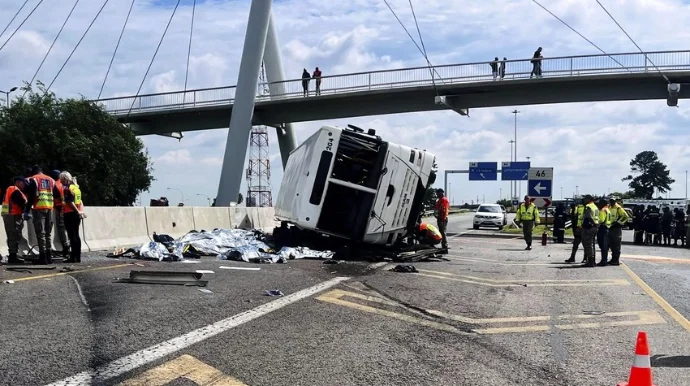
[245, 62, 273, 207]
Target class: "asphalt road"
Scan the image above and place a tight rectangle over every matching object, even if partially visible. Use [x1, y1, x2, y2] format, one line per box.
[1, 225, 689, 386]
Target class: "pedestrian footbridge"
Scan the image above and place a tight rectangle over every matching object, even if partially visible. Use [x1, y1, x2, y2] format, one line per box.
[92, 50, 690, 135]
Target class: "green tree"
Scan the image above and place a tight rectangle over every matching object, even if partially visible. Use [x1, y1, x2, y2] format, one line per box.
[621, 151, 675, 199]
[0, 82, 153, 206]
[496, 198, 512, 207]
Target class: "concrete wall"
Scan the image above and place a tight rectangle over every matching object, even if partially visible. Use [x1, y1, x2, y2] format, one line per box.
[0, 206, 276, 255]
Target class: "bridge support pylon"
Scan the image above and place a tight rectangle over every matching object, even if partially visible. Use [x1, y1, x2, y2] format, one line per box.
[216, 0, 275, 207]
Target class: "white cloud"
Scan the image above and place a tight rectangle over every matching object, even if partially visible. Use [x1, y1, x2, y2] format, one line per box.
[2, 0, 690, 206]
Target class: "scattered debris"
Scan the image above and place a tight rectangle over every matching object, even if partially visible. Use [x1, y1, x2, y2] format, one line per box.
[195, 270, 215, 274]
[198, 288, 213, 294]
[582, 310, 606, 316]
[113, 270, 208, 286]
[264, 290, 284, 296]
[218, 266, 261, 271]
[3, 280, 15, 284]
[390, 264, 418, 273]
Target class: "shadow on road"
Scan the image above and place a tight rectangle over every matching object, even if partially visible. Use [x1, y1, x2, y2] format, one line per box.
[651, 355, 690, 368]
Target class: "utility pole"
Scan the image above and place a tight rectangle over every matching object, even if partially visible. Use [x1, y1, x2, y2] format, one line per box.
[512, 110, 520, 200]
[508, 140, 515, 201]
[686, 170, 688, 199]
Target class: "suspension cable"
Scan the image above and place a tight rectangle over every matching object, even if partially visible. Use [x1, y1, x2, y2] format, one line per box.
[594, 0, 670, 84]
[183, 0, 196, 104]
[0, 0, 45, 53]
[98, 0, 137, 99]
[531, 0, 629, 71]
[407, 0, 439, 95]
[126, 0, 181, 116]
[0, 0, 30, 41]
[46, 0, 110, 92]
[28, 0, 81, 89]
[382, 0, 444, 82]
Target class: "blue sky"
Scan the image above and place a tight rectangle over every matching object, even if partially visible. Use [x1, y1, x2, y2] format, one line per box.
[2, 0, 690, 206]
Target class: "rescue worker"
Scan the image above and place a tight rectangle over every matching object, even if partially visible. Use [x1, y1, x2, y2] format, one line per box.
[565, 200, 585, 263]
[632, 205, 645, 245]
[607, 197, 629, 266]
[49, 169, 70, 257]
[60, 171, 85, 263]
[434, 189, 449, 251]
[416, 222, 443, 246]
[24, 165, 56, 265]
[2, 177, 28, 264]
[515, 195, 540, 250]
[553, 203, 566, 243]
[673, 207, 686, 246]
[581, 195, 599, 267]
[647, 206, 661, 245]
[595, 199, 611, 266]
[661, 206, 673, 246]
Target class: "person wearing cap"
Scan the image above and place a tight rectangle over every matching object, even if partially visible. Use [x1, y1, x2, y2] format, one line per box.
[434, 189, 450, 250]
[580, 195, 600, 267]
[49, 169, 70, 257]
[24, 165, 56, 265]
[59, 171, 86, 263]
[565, 199, 585, 263]
[2, 177, 28, 264]
[595, 198, 612, 266]
[515, 195, 540, 250]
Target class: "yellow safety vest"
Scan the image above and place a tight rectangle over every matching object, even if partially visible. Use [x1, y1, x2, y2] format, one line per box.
[598, 206, 612, 228]
[63, 183, 83, 213]
[585, 202, 600, 226]
[517, 203, 540, 223]
[575, 204, 585, 227]
[609, 203, 628, 226]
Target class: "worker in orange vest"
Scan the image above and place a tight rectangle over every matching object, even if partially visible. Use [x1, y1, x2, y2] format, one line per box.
[24, 165, 56, 265]
[434, 188, 450, 250]
[50, 169, 70, 257]
[417, 222, 443, 246]
[2, 177, 28, 264]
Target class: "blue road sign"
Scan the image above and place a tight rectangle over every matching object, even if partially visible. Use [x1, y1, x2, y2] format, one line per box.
[512, 200, 519, 206]
[501, 161, 531, 181]
[469, 162, 498, 181]
[528, 179, 552, 197]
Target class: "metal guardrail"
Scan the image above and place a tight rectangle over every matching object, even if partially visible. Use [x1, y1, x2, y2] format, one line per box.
[94, 50, 690, 115]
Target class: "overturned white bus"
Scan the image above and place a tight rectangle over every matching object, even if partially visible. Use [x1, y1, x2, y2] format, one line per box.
[274, 124, 436, 247]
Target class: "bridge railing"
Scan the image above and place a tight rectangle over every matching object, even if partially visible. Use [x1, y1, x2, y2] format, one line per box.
[95, 50, 690, 115]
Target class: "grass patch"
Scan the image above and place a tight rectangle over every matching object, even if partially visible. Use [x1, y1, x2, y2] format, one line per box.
[501, 224, 574, 236]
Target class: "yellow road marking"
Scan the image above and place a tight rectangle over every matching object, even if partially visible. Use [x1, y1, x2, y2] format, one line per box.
[621, 263, 690, 333]
[7, 264, 133, 282]
[415, 268, 630, 287]
[317, 289, 664, 334]
[119, 354, 247, 386]
[621, 254, 690, 264]
[445, 255, 568, 266]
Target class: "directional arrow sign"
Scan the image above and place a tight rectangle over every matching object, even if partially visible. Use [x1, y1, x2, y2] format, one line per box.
[469, 162, 497, 181]
[527, 167, 553, 208]
[533, 182, 547, 195]
[528, 180, 552, 197]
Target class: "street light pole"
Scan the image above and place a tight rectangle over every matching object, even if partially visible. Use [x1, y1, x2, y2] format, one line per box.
[167, 187, 184, 204]
[0, 86, 18, 108]
[508, 140, 515, 200]
[196, 193, 211, 206]
[560, 186, 563, 200]
[512, 110, 520, 200]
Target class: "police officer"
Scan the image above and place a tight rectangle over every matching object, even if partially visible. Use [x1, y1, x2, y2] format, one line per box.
[608, 197, 629, 266]
[515, 195, 540, 250]
[565, 199, 585, 263]
[596, 199, 611, 266]
[581, 195, 599, 267]
[24, 165, 56, 265]
[632, 205, 644, 245]
[661, 207, 673, 245]
[673, 207, 686, 246]
[553, 203, 566, 243]
[2, 177, 28, 264]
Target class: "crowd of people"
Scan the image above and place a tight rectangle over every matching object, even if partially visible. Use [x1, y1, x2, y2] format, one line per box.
[1, 166, 86, 265]
[630, 205, 687, 246]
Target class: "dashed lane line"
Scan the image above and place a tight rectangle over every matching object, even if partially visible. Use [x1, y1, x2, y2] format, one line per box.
[44, 276, 350, 386]
[317, 289, 665, 334]
[620, 263, 690, 333]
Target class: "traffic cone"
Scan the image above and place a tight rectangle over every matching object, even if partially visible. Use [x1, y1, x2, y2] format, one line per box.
[617, 331, 656, 386]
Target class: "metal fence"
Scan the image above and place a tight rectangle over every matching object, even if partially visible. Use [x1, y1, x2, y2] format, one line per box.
[95, 50, 690, 115]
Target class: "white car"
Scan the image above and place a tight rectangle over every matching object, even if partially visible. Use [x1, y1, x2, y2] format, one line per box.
[473, 204, 508, 230]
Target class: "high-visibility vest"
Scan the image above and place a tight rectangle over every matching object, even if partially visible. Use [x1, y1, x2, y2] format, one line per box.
[517, 202, 539, 222]
[610, 203, 628, 226]
[1, 185, 26, 215]
[598, 205, 612, 228]
[584, 202, 600, 226]
[575, 205, 585, 227]
[54, 180, 64, 207]
[31, 173, 55, 210]
[63, 183, 83, 213]
[419, 222, 442, 241]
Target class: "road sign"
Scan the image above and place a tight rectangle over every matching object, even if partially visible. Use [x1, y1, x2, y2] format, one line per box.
[468, 162, 498, 181]
[528, 167, 553, 208]
[501, 161, 531, 180]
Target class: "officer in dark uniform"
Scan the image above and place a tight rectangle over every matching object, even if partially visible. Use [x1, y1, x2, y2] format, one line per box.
[661, 207, 673, 245]
[633, 205, 644, 244]
[553, 203, 566, 243]
[673, 207, 686, 246]
[647, 206, 661, 245]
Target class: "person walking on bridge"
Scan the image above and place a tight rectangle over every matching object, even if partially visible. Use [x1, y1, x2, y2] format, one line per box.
[2, 177, 28, 265]
[24, 165, 56, 265]
[530, 47, 543, 78]
[515, 195, 539, 250]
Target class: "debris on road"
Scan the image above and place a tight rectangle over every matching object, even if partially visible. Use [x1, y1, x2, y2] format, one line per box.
[390, 264, 418, 273]
[195, 270, 215, 274]
[113, 270, 208, 286]
[198, 288, 213, 294]
[264, 290, 284, 296]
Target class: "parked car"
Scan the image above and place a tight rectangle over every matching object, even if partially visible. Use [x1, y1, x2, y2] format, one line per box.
[473, 204, 507, 230]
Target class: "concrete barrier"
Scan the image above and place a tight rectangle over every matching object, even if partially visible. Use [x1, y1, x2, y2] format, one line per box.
[0, 206, 276, 255]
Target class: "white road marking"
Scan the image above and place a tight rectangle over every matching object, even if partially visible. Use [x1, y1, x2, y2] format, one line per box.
[218, 266, 261, 271]
[45, 276, 350, 386]
[68, 275, 89, 311]
[368, 262, 389, 270]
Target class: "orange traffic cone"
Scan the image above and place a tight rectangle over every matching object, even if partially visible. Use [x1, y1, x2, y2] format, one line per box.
[617, 331, 656, 386]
